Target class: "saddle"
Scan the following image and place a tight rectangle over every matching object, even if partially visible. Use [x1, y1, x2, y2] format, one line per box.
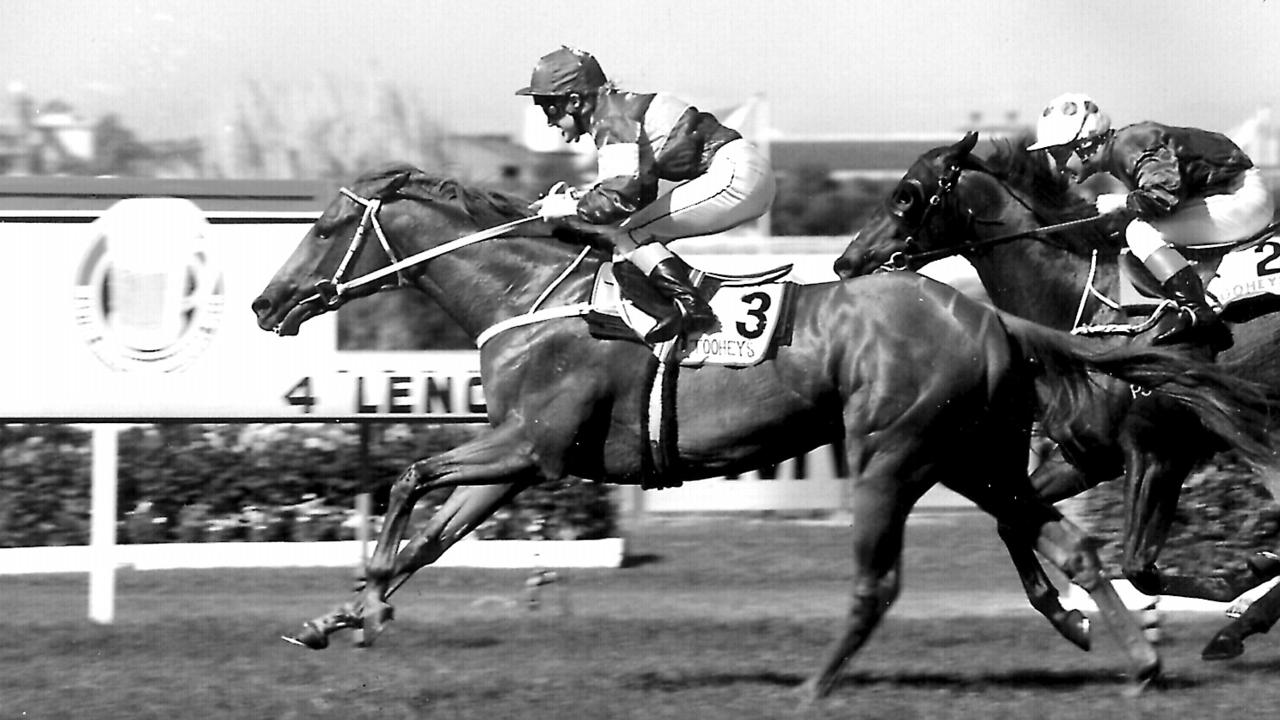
[587, 260, 798, 368]
[582, 259, 799, 489]
[1114, 221, 1280, 321]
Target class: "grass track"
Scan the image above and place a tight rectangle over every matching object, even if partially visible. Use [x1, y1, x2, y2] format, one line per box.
[5, 511, 1279, 718]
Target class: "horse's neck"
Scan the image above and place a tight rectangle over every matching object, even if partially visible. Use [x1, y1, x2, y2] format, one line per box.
[417, 234, 600, 339]
[971, 241, 1120, 331]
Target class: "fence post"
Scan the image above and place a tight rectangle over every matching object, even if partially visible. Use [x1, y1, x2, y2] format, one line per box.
[89, 425, 120, 624]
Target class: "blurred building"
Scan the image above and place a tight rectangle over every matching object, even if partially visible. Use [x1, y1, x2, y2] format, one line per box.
[0, 86, 203, 177]
[0, 86, 94, 175]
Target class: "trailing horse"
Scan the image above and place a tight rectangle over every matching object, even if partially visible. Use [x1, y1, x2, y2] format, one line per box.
[833, 131, 1280, 659]
[252, 164, 1274, 699]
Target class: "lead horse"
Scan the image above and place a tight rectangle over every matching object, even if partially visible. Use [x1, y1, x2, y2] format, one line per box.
[833, 131, 1280, 659]
[253, 164, 1274, 698]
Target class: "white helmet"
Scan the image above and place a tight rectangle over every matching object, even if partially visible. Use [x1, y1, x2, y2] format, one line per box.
[1027, 93, 1111, 151]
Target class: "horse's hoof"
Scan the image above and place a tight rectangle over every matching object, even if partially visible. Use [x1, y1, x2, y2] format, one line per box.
[281, 621, 330, 650]
[1201, 631, 1244, 661]
[1048, 610, 1091, 651]
[1060, 610, 1091, 651]
[1248, 552, 1280, 581]
[793, 679, 823, 708]
[1123, 657, 1161, 698]
[356, 600, 395, 648]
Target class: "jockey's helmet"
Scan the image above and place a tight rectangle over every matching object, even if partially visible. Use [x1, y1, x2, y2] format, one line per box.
[515, 47, 607, 97]
[1027, 93, 1111, 151]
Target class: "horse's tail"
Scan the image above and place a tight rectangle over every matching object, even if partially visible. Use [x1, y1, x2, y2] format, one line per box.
[998, 311, 1279, 470]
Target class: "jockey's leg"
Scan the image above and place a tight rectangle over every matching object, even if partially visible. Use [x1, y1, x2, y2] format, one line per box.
[1128, 228, 1229, 350]
[611, 140, 774, 344]
[627, 241, 715, 343]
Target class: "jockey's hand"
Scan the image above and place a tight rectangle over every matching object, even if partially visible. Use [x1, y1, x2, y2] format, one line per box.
[531, 182, 582, 220]
[1094, 192, 1130, 216]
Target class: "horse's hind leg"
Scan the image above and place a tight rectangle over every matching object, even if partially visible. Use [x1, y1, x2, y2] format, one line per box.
[1021, 512, 1161, 693]
[998, 523, 1091, 650]
[799, 459, 912, 702]
[961, 431, 1159, 693]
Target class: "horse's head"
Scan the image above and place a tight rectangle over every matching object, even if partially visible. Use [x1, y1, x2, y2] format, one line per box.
[834, 130, 1104, 280]
[834, 132, 990, 278]
[252, 164, 531, 336]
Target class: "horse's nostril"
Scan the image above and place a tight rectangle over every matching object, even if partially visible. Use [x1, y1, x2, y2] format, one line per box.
[251, 296, 272, 315]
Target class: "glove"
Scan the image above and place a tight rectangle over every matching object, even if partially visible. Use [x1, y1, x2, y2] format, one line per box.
[1094, 193, 1129, 216]
[532, 183, 582, 220]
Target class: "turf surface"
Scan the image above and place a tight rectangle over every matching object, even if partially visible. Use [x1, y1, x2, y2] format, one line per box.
[5, 511, 1278, 718]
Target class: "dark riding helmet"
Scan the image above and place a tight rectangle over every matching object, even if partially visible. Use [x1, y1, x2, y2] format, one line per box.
[515, 46, 607, 97]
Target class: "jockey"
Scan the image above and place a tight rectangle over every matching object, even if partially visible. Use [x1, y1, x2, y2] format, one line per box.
[517, 46, 777, 343]
[1028, 92, 1274, 351]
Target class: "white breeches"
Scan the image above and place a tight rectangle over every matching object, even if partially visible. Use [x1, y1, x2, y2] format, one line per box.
[614, 138, 775, 253]
[1121, 168, 1275, 261]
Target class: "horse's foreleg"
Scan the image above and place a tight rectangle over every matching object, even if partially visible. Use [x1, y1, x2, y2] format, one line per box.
[357, 421, 539, 640]
[1203, 577, 1280, 660]
[288, 421, 540, 650]
[1116, 446, 1253, 601]
[1118, 445, 1182, 597]
[1027, 448, 1112, 504]
[997, 523, 1091, 650]
[381, 481, 531, 594]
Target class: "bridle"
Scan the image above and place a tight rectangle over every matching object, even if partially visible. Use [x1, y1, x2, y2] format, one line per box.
[878, 161, 963, 272]
[291, 185, 590, 348]
[876, 159, 1105, 273]
[309, 188, 408, 306]
[302, 187, 540, 310]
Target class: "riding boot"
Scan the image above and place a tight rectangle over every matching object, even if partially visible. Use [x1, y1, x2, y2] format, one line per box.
[643, 257, 716, 344]
[1152, 266, 1232, 352]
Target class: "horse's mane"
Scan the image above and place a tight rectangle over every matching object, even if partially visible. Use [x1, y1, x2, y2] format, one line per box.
[976, 140, 1083, 218]
[356, 163, 533, 222]
[354, 163, 612, 254]
[965, 137, 1116, 250]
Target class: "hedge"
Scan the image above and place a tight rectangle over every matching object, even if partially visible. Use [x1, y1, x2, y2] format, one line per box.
[0, 423, 616, 547]
[1073, 454, 1280, 579]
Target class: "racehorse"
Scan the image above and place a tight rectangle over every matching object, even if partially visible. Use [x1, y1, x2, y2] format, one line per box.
[833, 131, 1280, 659]
[252, 164, 1274, 698]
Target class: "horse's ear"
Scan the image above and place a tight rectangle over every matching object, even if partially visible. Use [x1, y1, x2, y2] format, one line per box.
[956, 131, 979, 156]
[379, 171, 412, 199]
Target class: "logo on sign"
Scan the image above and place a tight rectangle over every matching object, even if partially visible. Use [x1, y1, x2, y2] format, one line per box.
[72, 198, 225, 372]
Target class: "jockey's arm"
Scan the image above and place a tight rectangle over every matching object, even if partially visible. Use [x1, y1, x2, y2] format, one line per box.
[1117, 127, 1182, 219]
[577, 100, 659, 225]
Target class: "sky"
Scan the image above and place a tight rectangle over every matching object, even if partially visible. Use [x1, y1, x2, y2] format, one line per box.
[2, 0, 1279, 142]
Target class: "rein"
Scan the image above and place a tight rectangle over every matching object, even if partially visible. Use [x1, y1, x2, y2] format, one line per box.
[881, 214, 1108, 270]
[306, 187, 541, 308]
[878, 160, 1106, 272]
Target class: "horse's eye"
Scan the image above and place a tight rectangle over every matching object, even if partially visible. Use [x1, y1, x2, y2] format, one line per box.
[887, 182, 922, 221]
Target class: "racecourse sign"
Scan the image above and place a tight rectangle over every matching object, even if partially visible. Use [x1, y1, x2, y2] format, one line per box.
[0, 190, 485, 421]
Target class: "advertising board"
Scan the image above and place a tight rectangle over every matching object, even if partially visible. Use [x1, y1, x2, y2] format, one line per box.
[0, 196, 483, 421]
[0, 188, 977, 422]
